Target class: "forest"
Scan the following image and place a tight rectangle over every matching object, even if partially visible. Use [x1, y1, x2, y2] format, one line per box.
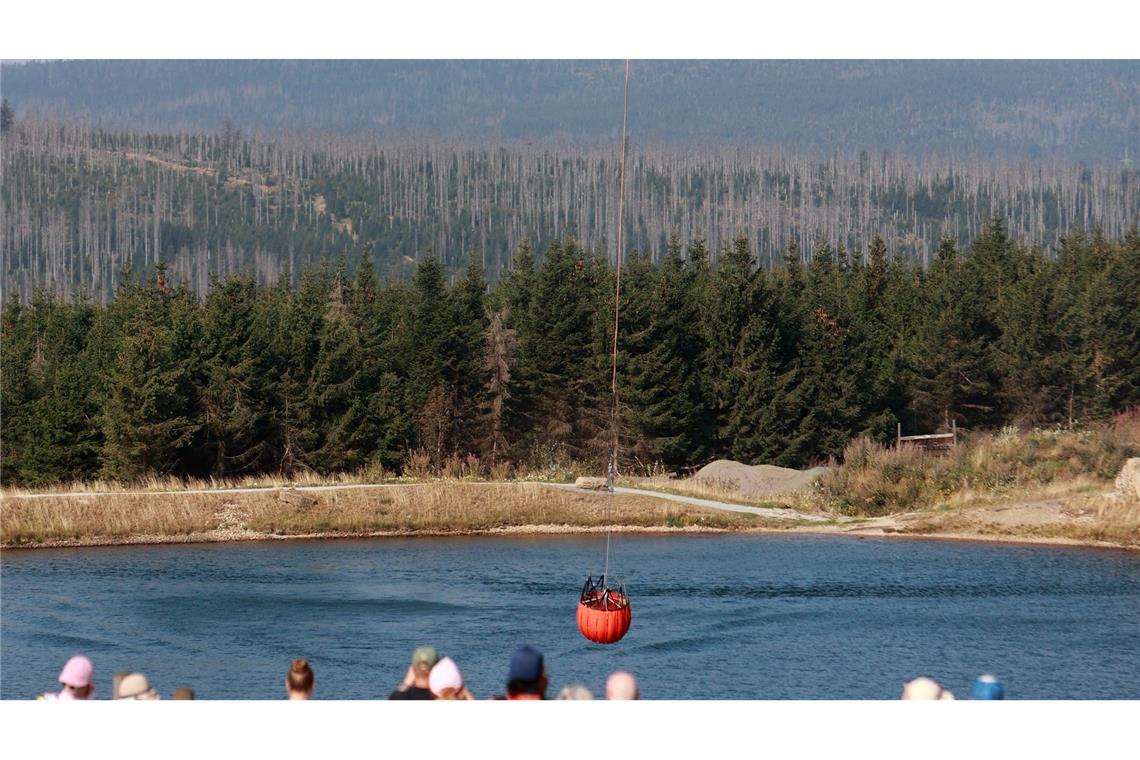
[3, 113, 1137, 303]
[4, 60, 1137, 162]
[3, 220, 1138, 487]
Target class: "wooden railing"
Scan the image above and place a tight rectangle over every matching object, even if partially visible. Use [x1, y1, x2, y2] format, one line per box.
[896, 420, 957, 452]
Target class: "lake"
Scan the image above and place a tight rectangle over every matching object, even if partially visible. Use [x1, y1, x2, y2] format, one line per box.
[2, 534, 1138, 699]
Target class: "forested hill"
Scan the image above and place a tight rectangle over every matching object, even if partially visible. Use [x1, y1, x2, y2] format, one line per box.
[3, 60, 1138, 163]
[4, 116, 1137, 303]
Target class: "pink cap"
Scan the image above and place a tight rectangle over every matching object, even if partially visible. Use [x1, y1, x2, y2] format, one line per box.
[58, 655, 93, 688]
[429, 657, 463, 697]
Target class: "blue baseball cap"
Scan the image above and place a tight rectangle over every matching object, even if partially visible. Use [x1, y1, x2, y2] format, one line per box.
[971, 674, 1005, 700]
[508, 645, 545, 682]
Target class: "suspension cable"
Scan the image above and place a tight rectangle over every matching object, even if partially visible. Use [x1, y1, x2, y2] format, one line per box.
[605, 59, 631, 581]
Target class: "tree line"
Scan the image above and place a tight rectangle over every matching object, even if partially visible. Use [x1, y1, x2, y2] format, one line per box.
[2, 220, 1138, 487]
[4, 114, 1138, 305]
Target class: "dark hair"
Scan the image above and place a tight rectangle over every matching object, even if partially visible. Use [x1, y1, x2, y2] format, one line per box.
[288, 659, 314, 693]
[507, 677, 545, 697]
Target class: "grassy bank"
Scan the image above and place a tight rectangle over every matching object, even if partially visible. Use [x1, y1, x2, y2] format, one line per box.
[0, 482, 768, 547]
[816, 413, 1140, 517]
[4, 415, 1138, 550]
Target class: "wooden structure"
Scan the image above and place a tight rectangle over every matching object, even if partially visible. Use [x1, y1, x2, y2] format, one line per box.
[897, 420, 957, 453]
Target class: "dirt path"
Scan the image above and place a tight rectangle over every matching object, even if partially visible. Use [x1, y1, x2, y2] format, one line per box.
[551, 484, 830, 521]
[5, 481, 499, 499]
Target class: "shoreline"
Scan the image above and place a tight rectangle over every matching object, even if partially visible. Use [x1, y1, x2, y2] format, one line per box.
[3, 479, 1135, 553]
[3, 521, 1135, 553]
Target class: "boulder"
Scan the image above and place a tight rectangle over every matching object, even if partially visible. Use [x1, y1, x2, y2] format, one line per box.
[278, 488, 318, 508]
[1115, 457, 1140, 501]
[574, 476, 610, 491]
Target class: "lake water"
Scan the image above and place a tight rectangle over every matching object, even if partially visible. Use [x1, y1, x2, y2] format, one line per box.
[2, 534, 1138, 699]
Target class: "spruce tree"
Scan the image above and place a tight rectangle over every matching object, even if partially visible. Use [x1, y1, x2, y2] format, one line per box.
[311, 269, 369, 472]
[849, 234, 909, 439]
[198, 275, 275, 476]
[509, 238, 600, 462]
[1074, 231, 1140, 418]
[910, 238, 1000, 430]
[346, 251, 407, 472]
[398, 255, 458, 465]
[702, 235, 758, 457]
[99, 268, 202, 480]
[782, 242, 868, 463]
[726, 263, 797, 465]
[991, 245, 1068, 425]
[271, 265, 330, 473]
[19, 297, 102, 484]
[0, 298, 33, 483]
[445, 253, 491, 459]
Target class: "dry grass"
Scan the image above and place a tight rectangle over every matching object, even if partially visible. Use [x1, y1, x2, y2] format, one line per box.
[0, 459, 596, 499]
[0, 469, 380, 497]
[1, 490, 223, 542]
[619, 476, 810, 510]
[244, 484, 759, 534]
[0, 483, 761, 546]
[816, 413, 1140, 517]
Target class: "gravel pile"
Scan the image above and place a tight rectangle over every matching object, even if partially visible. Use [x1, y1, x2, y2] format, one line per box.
[690, 459, 828, 498]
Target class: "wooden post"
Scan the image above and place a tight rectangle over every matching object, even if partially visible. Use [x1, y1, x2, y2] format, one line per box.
[897, 422, 902, 449]
[952, 419, 957, 447]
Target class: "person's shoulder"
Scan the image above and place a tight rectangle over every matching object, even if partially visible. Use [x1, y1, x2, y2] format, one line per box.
[390, 686, 434, 700]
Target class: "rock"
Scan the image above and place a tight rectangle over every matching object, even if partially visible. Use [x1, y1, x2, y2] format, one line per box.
[574, 477, 609, 491]
[1115, 458, 1140, 501]
[278, 488, 318, 508]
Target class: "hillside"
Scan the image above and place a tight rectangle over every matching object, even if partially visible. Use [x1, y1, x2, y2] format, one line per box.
[4, 115, 1137, 302]
[3, 60, 1138, 163]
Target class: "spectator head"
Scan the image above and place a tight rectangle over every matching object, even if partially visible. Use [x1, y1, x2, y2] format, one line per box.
[58, 655, 94, 700]
[605, 671, 639, 700]
[116, 672, 160, 700]
[971, 674, 1005, 700]
[429, 657, 464, 699]
[556, 683, 594, 700]
[286, 659, 315, 700]
[172, 687, 196, 700]
[901, 676, 954, 701]
[410, 646, 439, 688]
[506, 645, 547, 698]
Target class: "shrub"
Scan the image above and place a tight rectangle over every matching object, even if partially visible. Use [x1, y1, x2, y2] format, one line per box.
[403, 449, 432, 479]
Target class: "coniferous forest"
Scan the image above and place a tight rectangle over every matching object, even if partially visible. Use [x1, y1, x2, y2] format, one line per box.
[3, 220, 1138, 487]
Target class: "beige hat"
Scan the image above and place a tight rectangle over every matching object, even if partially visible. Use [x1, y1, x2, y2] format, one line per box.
[901, 676, 954, 700]
[556, 683, 594, 700]
[116, 673, 160, 700]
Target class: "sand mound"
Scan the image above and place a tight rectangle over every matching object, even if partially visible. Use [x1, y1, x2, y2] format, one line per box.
[690, 459, 828, 498]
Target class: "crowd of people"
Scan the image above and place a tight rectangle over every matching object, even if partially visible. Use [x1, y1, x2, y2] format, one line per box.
[38, 650, 1002, 701]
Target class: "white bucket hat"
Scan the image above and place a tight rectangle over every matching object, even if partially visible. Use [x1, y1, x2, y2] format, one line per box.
[116, 673, 160, 700]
